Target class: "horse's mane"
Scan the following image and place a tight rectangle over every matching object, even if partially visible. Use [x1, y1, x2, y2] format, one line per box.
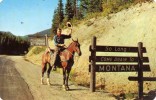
[67, 41, 75, 49]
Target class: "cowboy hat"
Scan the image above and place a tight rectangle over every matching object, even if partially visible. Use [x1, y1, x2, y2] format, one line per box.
[66, 22, 72, 27]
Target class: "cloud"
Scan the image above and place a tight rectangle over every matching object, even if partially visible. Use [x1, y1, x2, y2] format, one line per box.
[0, 0, 3, 3]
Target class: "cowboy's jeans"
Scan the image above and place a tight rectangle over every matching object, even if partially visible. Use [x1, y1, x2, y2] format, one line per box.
[50, 46, 59, 66]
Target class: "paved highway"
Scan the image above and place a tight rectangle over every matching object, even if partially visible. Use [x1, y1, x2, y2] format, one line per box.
[0, 55, 33, 100]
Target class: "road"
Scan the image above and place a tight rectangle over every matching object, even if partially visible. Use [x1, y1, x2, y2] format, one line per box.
[0, 55, 33, 100]
[0, 55, 115, 100]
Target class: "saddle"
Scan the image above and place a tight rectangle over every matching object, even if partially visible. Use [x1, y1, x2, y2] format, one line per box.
[50, 48, 68, 67]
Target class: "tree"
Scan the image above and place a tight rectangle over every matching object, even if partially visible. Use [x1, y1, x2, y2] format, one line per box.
[79, 0, 89, 17]
[0, 31, 29, 54]
[51, 0, 64, 34]
[88, 0, 103, 13]
[79, 0, 103, 15]
[58, 0, 64, 23]
[72, 0, 77, 17]
[51, 9, 60, 34]
[65, 0, 74, 21]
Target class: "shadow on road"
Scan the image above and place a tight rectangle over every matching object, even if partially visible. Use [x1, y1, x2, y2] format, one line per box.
[68, 88, 88, 91]
[142, 89, 156, 100]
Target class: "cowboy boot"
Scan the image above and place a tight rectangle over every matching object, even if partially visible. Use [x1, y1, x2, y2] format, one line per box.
[53, 54, 59, 71]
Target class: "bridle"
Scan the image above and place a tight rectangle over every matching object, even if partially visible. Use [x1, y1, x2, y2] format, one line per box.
[66, 42, 80, 56]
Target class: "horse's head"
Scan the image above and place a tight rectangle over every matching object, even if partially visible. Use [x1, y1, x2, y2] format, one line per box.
[71, 38, 82, 56]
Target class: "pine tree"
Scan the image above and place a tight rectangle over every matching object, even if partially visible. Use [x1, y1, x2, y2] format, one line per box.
[65, 0, 74, 21]
[51, 0, 64, 34]
[88, 0, 103, 13]
[58, 0, 64, 23]
[79, 0, 89, 17]
[72, 0, 77, 17]
[51, 9, 60, 34]
[0, 32, 29, 54]
[79, 0, 102, 14]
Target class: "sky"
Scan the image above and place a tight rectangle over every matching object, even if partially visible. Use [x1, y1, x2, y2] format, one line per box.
[0, 0, 65, 36]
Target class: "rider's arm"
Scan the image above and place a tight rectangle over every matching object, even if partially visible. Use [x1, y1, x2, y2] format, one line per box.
[62, 34, 71, 39]
[62, 28, 72, 39]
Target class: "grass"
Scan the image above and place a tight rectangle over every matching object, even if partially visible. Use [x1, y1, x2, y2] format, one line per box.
[114, 92, 137, 99]
[85, 20, 94, 26]
[60, 2, 134, 29]
[125, 93, 137, 99]
[31, 46, 46, 55]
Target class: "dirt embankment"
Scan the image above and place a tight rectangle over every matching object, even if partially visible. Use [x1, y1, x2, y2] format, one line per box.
[26, 2, 156, 94]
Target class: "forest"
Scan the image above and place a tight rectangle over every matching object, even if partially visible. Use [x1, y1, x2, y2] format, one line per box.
[0, 31, 29, 55]
[51, 0, 152, 34]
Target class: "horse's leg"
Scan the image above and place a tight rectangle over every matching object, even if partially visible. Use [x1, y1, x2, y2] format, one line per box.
[47, 63, 52, 85]
[66, 61, 73, 90]
[66, 67, 71, 90]
[62, 68, 66, 90]
[41, 63, 47, 84]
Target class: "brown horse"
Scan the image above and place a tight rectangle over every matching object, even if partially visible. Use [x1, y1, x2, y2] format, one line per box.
[41, 47, 53, 85]
[41, 39, 81, 90]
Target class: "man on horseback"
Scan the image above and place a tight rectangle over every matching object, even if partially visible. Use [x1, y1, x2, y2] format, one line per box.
[52, 22, 72, 70]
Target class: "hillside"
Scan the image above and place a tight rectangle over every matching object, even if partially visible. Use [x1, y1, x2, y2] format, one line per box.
[0, 31, 29, 55]
[26, 2, 156, 96]
[28, 28, 51, 37]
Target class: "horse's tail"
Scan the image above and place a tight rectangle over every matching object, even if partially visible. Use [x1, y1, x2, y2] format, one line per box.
[50, 49, 55, 53]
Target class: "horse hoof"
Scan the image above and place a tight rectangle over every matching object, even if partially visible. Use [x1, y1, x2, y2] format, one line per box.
[47, 78, 50, 85]
[62, 85, 67, 91]
[62, 85, 65, 88]
[66, 87, 70, 91]
[41, 78, 44, 85]
[47, 81, 50, 85]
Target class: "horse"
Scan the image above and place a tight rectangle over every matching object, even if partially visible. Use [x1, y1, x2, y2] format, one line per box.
[41, 47, 53, 85]
[41, 39, 82, 90]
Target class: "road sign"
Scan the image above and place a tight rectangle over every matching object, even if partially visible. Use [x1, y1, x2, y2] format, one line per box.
[89, 64, 150, 72]
[29, 36, 46, 46]
[89, 56, 149, 62]
[90, 45, 147, 53]
[89, 36, 154, 97]
[128, 77, 156, 81]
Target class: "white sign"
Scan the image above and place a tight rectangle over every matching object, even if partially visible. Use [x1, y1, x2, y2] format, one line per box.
[29, 36, 46, 46]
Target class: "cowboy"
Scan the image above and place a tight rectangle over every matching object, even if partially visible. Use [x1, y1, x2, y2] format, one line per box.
[52, 22, 72, 70]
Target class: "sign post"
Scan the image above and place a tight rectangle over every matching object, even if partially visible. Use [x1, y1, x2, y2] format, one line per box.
[45, 34, 49, 47]
[90, 36, 96, 92]
[138, 42, 143, 100]
[89, 36, 156, 99]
